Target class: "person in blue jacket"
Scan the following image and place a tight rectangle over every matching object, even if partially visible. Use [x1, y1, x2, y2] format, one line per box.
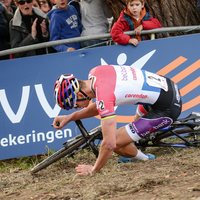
[47, 0, 83, 52]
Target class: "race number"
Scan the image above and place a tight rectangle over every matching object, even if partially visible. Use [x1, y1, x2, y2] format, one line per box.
[98, 100, 105, 111]
[145, 71, 168, 92]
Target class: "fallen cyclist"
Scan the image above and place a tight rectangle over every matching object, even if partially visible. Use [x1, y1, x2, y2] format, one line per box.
[52, 64, 182, 175]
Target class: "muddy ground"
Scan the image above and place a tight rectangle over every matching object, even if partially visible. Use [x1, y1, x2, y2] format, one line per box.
[1, 147, 200, 200]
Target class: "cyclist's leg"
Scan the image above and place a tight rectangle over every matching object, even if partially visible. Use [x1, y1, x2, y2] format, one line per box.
[114, 126, 138, 157]
[115, 112, 173, 156]
[115, 105, 154, 161]
[116, 78, 182, 162]
[115, 101, 181, 161]
[134, 104, 149, 121]
[114, 126, 150, 162]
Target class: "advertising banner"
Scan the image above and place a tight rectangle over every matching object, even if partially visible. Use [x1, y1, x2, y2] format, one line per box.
[0, 33, 200, 160]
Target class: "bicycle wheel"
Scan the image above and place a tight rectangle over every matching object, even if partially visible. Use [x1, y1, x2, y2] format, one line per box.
[31, 137, 86, 174]
[31, 125, 102, 174]
[153, 128, 200, 146]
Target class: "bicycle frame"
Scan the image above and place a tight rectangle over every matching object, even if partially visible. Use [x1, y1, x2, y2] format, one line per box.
[30, 112, 200, 174]
[154, 126, 194, 147]
[75, 111, 200, 153]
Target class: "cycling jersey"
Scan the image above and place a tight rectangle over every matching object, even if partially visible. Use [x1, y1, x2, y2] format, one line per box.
[89, 65, 169, 120]
[89, 64, 182, 142]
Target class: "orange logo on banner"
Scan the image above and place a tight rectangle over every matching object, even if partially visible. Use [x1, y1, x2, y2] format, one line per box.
[94, 56, 200, 123]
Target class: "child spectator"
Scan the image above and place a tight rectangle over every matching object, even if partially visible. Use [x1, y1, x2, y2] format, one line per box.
[47, 0, 83, 52]
[111, 0, 161, 46]
[9, 0, 55, 58]
[37, 0, 53, 14]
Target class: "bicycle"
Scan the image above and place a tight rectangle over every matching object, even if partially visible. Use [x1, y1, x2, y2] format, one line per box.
[30, 111, 200, 174]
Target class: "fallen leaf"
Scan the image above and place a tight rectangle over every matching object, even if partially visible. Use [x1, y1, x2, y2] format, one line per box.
[181, 173, 187, 176]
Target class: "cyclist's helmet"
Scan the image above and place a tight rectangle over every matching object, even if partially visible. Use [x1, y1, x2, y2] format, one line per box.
[54, 74, 79, 110]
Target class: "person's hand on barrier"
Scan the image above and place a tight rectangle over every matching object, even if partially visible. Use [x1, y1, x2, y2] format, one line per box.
[40, 19, 47, 36]
[128, 38, 138, 46]
[133, 25, 143, 35]
[52, 115, 70, 129]
[31, 18, 38, 39]
[67, 47, 76, 52]
[75, 164, 94, 176]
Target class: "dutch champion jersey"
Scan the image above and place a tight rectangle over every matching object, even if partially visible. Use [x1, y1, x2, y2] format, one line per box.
[89, 65, 168, 120]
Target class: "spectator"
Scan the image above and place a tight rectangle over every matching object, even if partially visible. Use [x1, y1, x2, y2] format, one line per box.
[32, 0, 40, 8]
[47, 0, 83, 52]
[9, 0, 55, 58]
[0, 2, 12, 48]
[68, 0, 81, 20]
[0, 9, 10, 60]
[0, 2, 13, 25]
[197, 0, 200, 13]
[111, 0, 161, 46]
[80, 0, 113, 48]
[0, 0, 17, 14]
[37, 0, 53, 14]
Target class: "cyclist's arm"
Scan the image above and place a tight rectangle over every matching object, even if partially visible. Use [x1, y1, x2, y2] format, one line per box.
[92, 117, 117, 172]
[53, 103, 98, 129]
[72, 102, 99, 120]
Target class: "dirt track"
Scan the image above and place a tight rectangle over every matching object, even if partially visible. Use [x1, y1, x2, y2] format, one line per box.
[1, 147, 200, 200]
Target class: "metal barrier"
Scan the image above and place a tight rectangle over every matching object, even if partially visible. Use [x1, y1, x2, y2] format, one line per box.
[0, 26, 200, 57]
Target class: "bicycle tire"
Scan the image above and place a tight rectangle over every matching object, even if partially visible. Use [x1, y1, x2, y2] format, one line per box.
[31, 125, 102, 174]
[31, 137, 86, 174]
[153, 128, 200, 145]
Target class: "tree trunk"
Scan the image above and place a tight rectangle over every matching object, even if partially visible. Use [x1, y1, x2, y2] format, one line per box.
[107, 0, 200, 37]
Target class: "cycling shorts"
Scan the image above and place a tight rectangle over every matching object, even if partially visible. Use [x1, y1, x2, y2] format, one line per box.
[125, 78, 182, 142]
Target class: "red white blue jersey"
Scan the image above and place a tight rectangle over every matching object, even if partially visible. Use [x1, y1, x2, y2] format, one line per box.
[89, 65, 168, 120]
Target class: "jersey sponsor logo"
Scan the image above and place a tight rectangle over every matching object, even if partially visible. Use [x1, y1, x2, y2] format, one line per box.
[120, 66, 128, 81]
[129, 123, 135, 134]
[98, 100, 105, 111]
[140, 118, 172, 138]
[125, 94, 148, 99]
[130, 67, 137, 80]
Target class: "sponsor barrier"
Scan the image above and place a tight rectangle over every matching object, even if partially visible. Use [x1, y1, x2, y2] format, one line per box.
[0, 33, 200, 160]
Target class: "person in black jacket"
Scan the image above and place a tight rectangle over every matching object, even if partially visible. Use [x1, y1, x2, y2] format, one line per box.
[9, 0, 55, 58]
[0, 9, 10, 60]
[197, 0, 200, 13]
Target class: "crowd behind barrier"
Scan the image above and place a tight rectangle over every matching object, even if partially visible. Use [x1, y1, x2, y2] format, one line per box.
[0, 0, 114, 59]
[0, 26, 200, 58]
[1, 0, 200, 61]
